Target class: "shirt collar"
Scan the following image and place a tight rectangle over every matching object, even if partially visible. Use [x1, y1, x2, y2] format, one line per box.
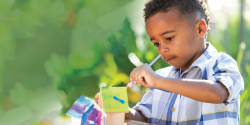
[171, 42, 218, 76]
[189, 42, 217, 69]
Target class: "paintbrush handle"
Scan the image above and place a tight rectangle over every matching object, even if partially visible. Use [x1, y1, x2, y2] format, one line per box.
[126, 54, 161, 89]
[149, 55, 161, 66]
[126, 81, 134, 89]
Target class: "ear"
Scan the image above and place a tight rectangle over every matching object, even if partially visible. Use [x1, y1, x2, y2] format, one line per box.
[195, 19, 207, 38]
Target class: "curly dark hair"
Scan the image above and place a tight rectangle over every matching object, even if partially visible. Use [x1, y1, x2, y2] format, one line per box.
[143, 0, 210, 34]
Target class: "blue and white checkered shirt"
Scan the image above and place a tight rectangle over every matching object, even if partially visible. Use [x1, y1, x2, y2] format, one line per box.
[133, 42, 244, 125]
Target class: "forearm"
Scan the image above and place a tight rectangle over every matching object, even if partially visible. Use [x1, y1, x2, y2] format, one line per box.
[155, 77, 229, 103]
[125, 108, 147, 122]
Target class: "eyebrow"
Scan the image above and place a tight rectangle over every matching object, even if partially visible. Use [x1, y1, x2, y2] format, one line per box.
[150, 30, 176, 41]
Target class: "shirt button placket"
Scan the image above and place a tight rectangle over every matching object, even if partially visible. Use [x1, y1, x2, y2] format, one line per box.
[172, 107, 175, 112]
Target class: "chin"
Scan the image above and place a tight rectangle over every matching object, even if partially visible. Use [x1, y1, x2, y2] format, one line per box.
[169, 63, 182, 69]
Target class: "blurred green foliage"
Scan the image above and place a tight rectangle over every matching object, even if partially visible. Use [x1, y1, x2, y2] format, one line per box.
[0, 0, 249, 124]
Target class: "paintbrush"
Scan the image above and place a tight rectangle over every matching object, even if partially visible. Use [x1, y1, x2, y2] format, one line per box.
[126, 54, 161, 89]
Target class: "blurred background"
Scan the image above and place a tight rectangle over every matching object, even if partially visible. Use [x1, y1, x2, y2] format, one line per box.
[0, 0, 249, 124]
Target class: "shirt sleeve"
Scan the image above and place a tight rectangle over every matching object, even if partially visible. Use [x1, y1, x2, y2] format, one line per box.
[132, 87, 154, 118]
[207, 52, 244, 106]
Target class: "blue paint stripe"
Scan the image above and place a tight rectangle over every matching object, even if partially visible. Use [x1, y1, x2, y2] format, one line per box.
[113, 96, 125, 104]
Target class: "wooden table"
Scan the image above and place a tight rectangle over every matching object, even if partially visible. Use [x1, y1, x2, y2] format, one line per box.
[124, 120, 153, 125]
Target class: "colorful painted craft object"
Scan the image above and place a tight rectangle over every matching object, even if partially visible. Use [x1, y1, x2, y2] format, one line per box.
[66, 96, 107, 125]
[101, 87, 129, 112]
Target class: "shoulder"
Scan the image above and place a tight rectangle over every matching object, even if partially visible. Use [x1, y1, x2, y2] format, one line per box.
[209, 52, 236, 62]
[207, 52, 238, 72]
[155, 66, 173, 77]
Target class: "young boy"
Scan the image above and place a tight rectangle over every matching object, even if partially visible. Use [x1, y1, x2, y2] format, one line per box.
[125, 0, 244, 124]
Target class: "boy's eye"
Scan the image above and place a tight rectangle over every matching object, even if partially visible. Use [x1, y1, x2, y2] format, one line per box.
[166, 36, 174, 41]
[153, 42, 160, 47]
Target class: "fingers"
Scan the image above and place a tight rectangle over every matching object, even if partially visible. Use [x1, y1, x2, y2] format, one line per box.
[134, 68, 141, 86]
[130, 65, 148, 86]
[95, 93, 100, 99]
[137, 69, 144, 86]
[139, 69, 150, 87]
[139, 76, 147, 86]
[130, 68, 135, 85]
[130, 67, 140, 86]
[95, 93, 100, 104]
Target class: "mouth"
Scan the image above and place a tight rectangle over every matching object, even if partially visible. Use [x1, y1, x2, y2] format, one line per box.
[166, 56, 176, 63]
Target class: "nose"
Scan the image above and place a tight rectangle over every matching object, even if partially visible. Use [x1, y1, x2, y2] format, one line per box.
[159, 44, 168, 54]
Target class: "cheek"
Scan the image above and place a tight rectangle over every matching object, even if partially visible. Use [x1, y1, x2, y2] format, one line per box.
[174, 45, 192, 57]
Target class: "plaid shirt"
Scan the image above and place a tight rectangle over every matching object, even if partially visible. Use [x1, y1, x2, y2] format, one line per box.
[133, 42, 244, 125]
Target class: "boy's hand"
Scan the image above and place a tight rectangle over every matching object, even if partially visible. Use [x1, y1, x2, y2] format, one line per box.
[95, 93, 100, 103]
[95, 93, 102, 108]
[130, 63, 159, 88]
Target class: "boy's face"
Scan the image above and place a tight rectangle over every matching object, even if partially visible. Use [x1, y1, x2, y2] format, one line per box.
[145, 10, 205, 72]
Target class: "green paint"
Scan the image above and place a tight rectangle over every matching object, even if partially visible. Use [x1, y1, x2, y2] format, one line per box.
[101, 87, 129, 112]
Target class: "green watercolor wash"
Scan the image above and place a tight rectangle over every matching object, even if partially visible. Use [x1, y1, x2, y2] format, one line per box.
[101, 87, 129, 112]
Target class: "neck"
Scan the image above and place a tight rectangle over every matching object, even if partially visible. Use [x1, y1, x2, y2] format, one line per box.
[180, 41, 207, 73]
